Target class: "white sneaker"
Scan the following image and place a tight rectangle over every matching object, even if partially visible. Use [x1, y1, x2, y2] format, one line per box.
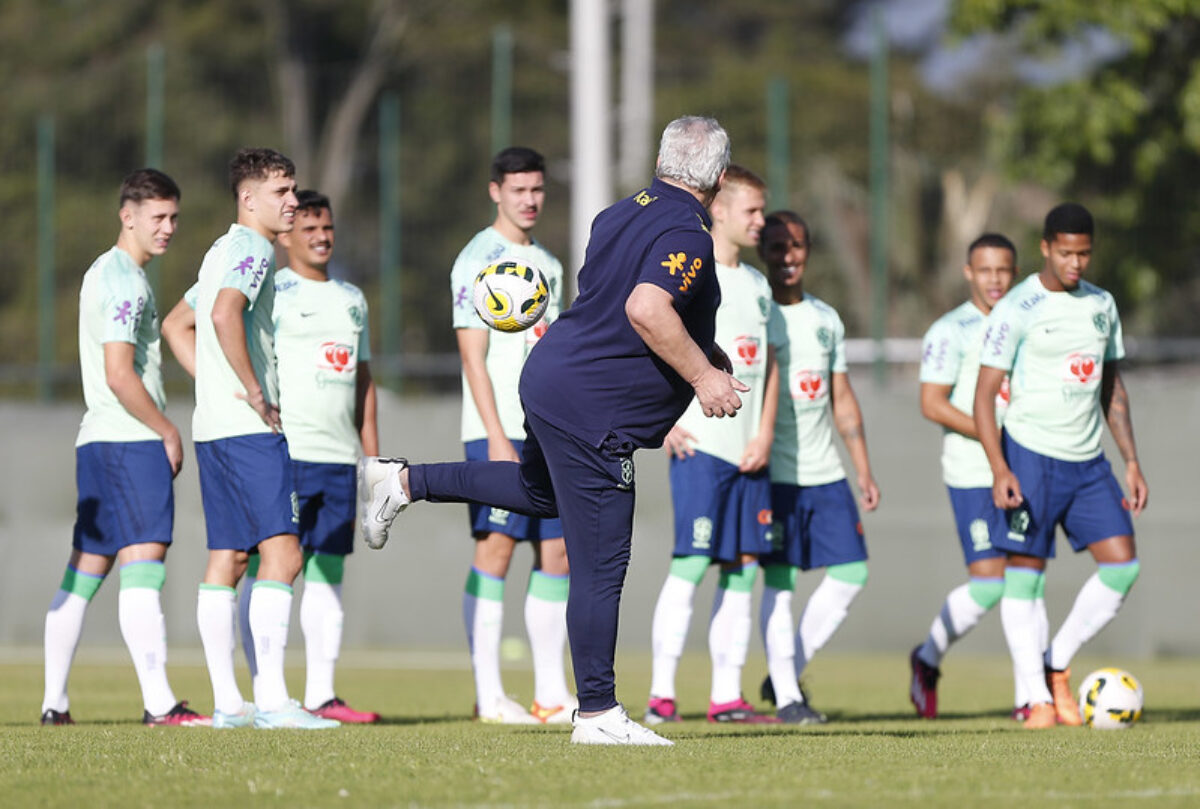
[358, 457, 410, 549]
[478, 695, 540, 724]
[212, 701, 257, 729]
[531, 695, 578, 725]
[571, 704, 674, 746]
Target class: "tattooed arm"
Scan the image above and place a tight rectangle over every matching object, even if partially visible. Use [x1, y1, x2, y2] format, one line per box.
[831, 371, 880, 511]
[1101, 362, 1148, 515]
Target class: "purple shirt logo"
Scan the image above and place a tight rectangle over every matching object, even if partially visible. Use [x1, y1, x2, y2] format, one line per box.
[454, 285, 469, 309]
[113, 300, 132, 324]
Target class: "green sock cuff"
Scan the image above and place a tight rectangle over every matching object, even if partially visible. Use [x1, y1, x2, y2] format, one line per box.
[668, 555, 710, 585]
[967, 577, 1004, 609]
[1098, 560, 1140, 595]
[251, 579, 293, 595]
[1035, 572, 1046, 599]
[60, 566, 104, 601]
[763, 564, 798, 591]
[304, 552, 345, 585]
[718, 562, 759, 594]
[528, 569, 569, 602]
[1004, 568, 1042, 600]
[198, 583, 236, 595]
[246, 554, 261, 578]
[827, 561, 869, 586]
[119, 560, 165, 591]
[465, 567, 505, 601]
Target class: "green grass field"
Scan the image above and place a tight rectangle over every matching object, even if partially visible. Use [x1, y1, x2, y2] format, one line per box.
[2, 652, 1198, 808]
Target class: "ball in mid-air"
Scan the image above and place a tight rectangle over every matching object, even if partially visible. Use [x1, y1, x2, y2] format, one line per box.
[1077, 668, 1144, 729]
[473, 260, 550, 333]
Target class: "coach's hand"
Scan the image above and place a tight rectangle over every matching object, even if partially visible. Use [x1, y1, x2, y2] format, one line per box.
[692, 366, 748, 418]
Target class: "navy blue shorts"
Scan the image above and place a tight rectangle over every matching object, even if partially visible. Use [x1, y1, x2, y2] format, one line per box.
[669, 450, 773, 561]
[762, 479, 866, 570]
[195, 434, 298, 551]
[946, 486, 1007, 566]
[73, 441, 173, 555]
[293, 460, 356, 556]
[990, 433, 1134, 559]
[463, 439, 563, 541]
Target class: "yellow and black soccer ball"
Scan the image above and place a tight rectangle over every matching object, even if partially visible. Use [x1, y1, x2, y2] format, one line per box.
[1077, 668, 1144, 729]
[472, 259, 550, 333]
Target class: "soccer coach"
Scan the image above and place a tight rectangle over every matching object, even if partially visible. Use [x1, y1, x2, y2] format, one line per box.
[360, 116, 743, 745]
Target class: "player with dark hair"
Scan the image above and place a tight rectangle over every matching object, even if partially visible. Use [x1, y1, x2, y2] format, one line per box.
[176, 148, 336, 729]
[449, 147, 570, 724]
[360, 116, 738, 745]
[41, 168, 208, 726]
[975, 202, 1147, 729]
[645, 164, 782, 725]
[756, 211, 881, 724]
[909, 233, 1017, 719]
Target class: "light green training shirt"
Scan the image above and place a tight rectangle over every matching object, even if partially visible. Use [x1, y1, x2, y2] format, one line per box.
[76, 246, 166, 446]
[980, 274, 1124, 462]
[273, 268, 371, 465]
[920, 300, 1010, 488]
[675, 261, 785, 467]
[449, 226, 564, 443]
[771, 294, 848, 487]
[191, 224, 279, 442]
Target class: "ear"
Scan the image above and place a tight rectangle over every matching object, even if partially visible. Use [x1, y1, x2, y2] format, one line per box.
[119, 204, 135, 229]
[240, 184, 255, 212]
[1039, 238, 1050, 258]
[488, 181, 502, 205]
[961, 262, 973, 282]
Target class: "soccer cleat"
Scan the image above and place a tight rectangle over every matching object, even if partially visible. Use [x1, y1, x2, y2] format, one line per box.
[40, 709, 74, 726]
[254, 699, 340, 729]
[308, 697, 380, 724]
[357, 457, 410, 550]
[909, 646, 941, 719]
[1045, 666, 1083, 726]
[1023, 701, 1058, 729]
[143, 701, 212, 727]
[571, 704, 674, 746]
[707, 697, 781, 724]
[643, 697, 682, 725]
[759, 674, 777, 706]
[1011, 704, 1032, 722]
[212, 702, 258, 729]
[477, 695, 540, 724]
[777, 699, 828, 725]
[530, 696, 578, 725]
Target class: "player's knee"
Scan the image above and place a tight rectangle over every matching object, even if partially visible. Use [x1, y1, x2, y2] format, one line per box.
[1098, 559, 1140, 595]
[58, 566, 105, 602]
[118, 560, 166, 592]
[1002, 566, 1042, 600]
[668, 554, 710, 585]
[827, 560, 868, 587]
[762, 563, 798, 592]
[967, 577, 1004, 610]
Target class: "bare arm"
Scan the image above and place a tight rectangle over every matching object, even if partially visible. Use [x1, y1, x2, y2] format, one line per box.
[625, 283, 747, 417]
[160, 297, 197, 378]
[974, 365, 1021, 509]
[211, 287, 280, 431]
[356, 361, 379, 457]
[1101, 362, 1148, 515]
[104, 342, 183, 476]
[739, 345, 779, 473]
[920, 382, 978, 438]
[831, 371, 879, 511]
[456, 328, 518, 462]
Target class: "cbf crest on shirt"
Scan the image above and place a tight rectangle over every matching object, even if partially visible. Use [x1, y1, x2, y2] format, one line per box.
[273, 268, 371, 464]
[980, 274, 1124, 462]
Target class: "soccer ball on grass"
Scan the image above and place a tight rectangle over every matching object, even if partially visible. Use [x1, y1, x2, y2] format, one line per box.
[1077, 667, 1144, 729]
[472, 259, 549, 333]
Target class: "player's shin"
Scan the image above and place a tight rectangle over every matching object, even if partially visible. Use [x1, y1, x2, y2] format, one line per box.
[249, 580, 294, 712]
[1000, 568, 1052, 705]
[1046, 560, 1139, 671]
[709, 562, 757, 704]
[197, 584, 245, 714]
[760, 564, 801, 706]
[43, 566, 104, 713]
[525, 569, 571, 709]
[650, 556, 707, 699]
[796, 562, 867, 675]
[300, 552, 345, 709]
[117, 560, 175, 715]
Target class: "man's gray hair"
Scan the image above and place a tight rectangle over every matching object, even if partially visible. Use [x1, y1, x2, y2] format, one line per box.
[655, 116, 730, 193]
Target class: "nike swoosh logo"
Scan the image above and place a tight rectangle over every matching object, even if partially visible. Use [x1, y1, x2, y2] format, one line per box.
[300, 312, 317, 317]
[597, 727, 627, 743]
[372, 495, 391, 522]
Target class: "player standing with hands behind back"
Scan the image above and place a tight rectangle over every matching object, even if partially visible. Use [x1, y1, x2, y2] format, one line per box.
[975, 203, 1147, 730]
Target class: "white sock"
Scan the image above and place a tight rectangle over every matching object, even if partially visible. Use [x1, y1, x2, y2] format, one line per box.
[918, 583, 990, 668]
[301, 580, 343, 709]
[795, 575, 863, 676]
[1047, 572, 1125, 671]
[524, 586, 570, 708]
[42, 590, 90, 713]
[197, 585, 246, 715]
[649, 575, 696, 699]
[464, 583, 505, 712]
[249, 583, 294, 713]
[237, 575, 257, 681]
[118, 587, 176, 715]
[1001, 593, 1052, 705]
[708, 586, 752, 704]
[760, 585, 802, 706]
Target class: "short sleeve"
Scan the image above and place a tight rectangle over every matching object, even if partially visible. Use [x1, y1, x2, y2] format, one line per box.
[357, 294, 372, 362]
[980, 299, 1023, 371]
[766, 301, 786, 348]
[100, 271, 145, 345]
[183, 282, 199, 310]
[829, 310, 848, 374]
[919, 318, 961, 385]
[1104, 295, 1125, 362]
[218, 233, 273, 307]
[636, 228, 714, 306]
[451, 249, 486, 330]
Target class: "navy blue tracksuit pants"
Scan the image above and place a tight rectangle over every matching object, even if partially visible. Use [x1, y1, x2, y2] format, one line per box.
[409, 410, 636, 713]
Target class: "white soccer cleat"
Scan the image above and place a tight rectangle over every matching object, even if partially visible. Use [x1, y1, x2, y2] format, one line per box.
[212, 701, 257, 729]
[478, 695, 540, 725]
[531, 695, 579, 725]
[571, 704, 675, 746]
[357, 456, 410, 550]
